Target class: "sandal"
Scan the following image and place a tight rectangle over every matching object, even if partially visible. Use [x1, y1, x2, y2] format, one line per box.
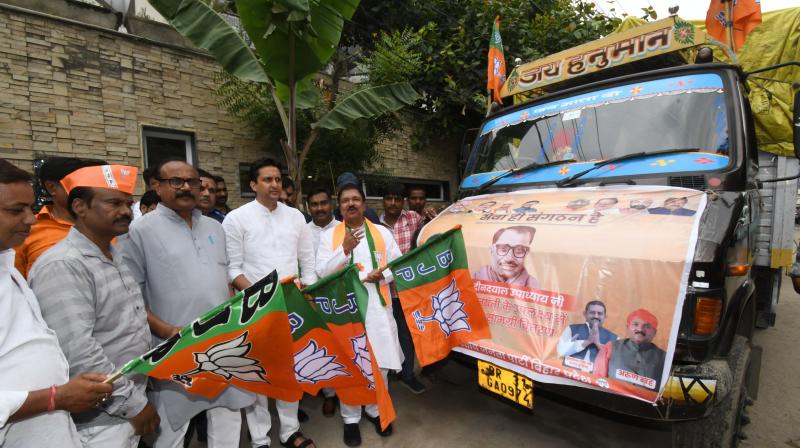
[281, 431, 316, 448]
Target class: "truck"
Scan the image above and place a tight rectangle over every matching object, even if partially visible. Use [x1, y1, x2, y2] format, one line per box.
[422, 9, 800, 448]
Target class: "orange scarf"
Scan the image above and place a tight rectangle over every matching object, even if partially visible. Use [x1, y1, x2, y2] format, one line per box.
[332, 220, 391, 306]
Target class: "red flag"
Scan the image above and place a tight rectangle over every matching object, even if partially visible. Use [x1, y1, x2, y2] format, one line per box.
[705, 0, 762, 51]
[487, 16, 506, 104]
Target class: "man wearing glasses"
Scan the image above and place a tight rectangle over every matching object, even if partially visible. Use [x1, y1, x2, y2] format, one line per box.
[472, 225, 539, 289]
[118, 159, 254, 448]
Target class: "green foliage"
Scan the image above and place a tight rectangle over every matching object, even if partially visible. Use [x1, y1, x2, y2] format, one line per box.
[360, 0, 620, 149]
[314, 83, 420, 130]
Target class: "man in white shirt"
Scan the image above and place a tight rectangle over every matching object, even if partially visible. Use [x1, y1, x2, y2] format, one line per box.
[315, 183, 403, 447]
[222, 158, 317, 448]
[0, 159, 112, 448]
[304, 187, 340, 416]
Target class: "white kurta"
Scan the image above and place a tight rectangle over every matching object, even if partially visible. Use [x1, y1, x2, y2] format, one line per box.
[315, 223, 404, 371]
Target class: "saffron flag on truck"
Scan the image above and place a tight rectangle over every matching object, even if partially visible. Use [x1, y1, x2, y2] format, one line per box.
[705, 0, 762, 51]
[302, 264, 396, 431]
[419, 186, 707, 403]
[389, 226, 491, 366]
[119, 271, 303, 402]
[487, 15, 506, 104]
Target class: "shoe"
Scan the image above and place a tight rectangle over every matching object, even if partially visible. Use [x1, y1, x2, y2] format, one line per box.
[343, 423, 361, 447]
[365, 414, 393, 437]
[400, 377, 427, 394]
[322, 395, 338, 417]
[297, 408, 309, 423]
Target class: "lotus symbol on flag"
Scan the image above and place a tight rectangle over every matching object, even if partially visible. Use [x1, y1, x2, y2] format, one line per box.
[351, 334, 375, 389]
[413, 279, 471, 336]
[294, 340, 348, 384]
[182, 331, 267, 383]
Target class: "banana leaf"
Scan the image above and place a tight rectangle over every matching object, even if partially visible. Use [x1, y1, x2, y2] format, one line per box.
[313, 82, 419, 130]
[236, 0, 359, 85]
[147, 0, 268, 83]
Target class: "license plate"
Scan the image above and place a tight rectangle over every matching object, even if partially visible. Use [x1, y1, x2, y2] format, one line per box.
[477, 360, 534, 409]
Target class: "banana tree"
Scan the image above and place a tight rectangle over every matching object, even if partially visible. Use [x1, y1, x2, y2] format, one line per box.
[148, 0, 419, 198]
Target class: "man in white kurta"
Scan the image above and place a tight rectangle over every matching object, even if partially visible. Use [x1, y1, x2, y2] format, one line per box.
[222, 159, 317, 448]
[315, 183, 403, 445]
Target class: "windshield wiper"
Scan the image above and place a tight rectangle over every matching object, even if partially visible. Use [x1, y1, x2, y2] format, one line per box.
[472, 159, 574, 195]
[555, 148, 701, 188]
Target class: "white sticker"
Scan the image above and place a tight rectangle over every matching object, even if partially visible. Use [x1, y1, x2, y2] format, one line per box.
[696, 270, 705, 278]
[692, 281, 710, 288]
[562, 110, 581, 121]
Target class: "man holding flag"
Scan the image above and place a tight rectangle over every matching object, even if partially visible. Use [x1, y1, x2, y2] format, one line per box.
[118, 159, 254, 448]
[316, 183, 403, 446]
[29, 164, 159, 447]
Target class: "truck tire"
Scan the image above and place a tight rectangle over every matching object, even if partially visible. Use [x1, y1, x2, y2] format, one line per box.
[671, 336, 752, 448]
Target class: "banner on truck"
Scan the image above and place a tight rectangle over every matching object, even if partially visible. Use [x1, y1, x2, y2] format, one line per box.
[419, 186, 706, 402]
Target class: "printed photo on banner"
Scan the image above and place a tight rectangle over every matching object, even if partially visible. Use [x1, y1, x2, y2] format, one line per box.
[420, 186, 706, 402]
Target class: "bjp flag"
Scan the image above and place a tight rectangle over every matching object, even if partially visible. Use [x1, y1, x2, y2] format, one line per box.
[302, 265, 396, 431]
[706, 0, 762, 51]
[487, 16, 506, 104]
[119, 271, 303, 402]
[389, 226, 491, 366]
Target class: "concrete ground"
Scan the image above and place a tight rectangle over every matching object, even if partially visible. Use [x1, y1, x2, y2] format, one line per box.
[186, 248, 800, 448]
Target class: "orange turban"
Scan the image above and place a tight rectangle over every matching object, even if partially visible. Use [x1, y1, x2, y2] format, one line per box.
[627, 308, 658, 330]
[61, 165, 138, 195]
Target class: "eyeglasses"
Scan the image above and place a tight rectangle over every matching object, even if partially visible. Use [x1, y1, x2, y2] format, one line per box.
[158, 177, 202, 189]
[494, 244, 529, 258]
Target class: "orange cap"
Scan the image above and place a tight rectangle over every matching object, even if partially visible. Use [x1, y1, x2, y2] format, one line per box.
[61, 165, 138, 195]
[627, 308, 658, 330]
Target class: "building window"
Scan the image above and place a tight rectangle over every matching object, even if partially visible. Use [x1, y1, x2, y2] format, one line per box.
[142, 127, 195, 168]
[363, 177, 449, 202]
[239, 163, 255, 198]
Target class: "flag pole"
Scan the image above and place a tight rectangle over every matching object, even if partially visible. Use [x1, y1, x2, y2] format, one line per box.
[104, 369, 124, 384]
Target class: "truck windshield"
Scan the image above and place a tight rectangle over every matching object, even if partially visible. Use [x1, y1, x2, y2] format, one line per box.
[471, 73, 729, 176]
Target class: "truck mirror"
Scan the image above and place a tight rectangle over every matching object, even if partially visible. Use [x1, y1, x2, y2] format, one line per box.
[794, 87, 800, 159]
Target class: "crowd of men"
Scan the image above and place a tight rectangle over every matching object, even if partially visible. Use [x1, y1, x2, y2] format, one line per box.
[0, 156, 440, 448]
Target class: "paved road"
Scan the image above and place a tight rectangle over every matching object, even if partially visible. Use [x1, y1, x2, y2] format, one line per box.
[186, 259, 800, 448]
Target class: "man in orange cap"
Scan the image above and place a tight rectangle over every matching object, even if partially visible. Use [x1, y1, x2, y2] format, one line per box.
[593, 308, 667, 391]
[14, 157, 105, 277]
[29, 164, 160, 447]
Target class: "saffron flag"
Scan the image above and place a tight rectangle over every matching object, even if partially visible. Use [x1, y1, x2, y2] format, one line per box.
[487, 15, 506, 104]
[705, 0, 762, 51]
[119, 272, 303, 402]
[302, 264, 396, 431]
[389, 226, 491, 366]
[282, 279, 374, 398]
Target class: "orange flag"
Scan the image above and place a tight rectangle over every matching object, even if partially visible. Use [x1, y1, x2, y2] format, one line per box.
[120, 272, 303, 402]
[487, 16, 506, 104]
[705, 0, 762, 51]
[389, 227, 491, 366]
[302, 265, 396, 431]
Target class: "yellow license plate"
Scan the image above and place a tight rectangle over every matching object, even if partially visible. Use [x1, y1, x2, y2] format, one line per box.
[478, 360, 534, 409]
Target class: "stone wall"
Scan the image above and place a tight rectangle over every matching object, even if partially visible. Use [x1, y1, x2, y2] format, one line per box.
[0, 3, 269, 206]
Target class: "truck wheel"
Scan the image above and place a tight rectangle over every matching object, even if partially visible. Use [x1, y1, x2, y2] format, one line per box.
[671, 336, 752, 448]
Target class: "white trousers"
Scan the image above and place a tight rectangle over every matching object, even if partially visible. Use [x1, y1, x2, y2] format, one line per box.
[78, 421, 139, 448]
[244, 397, 299, 446]
[340, 369, 389, 424]
[152, 404, 242, 448]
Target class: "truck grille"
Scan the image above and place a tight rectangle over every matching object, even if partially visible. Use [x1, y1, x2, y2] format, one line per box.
[669, 175, 706, 190]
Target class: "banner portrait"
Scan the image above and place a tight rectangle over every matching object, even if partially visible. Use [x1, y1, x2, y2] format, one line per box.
[419, 186, 706, 402]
